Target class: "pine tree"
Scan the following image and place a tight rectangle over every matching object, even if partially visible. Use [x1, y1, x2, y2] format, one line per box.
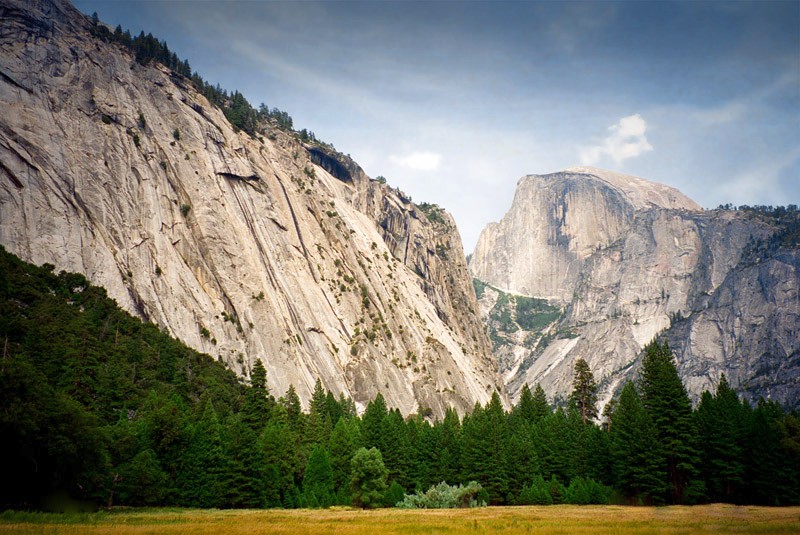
[259, 419, 300, 507]
[116, 449, 167, 505]
[302, 445, 334, 507]
[461, 392, 509, 504]
[570, 358, 598, 425]
[361, 393, 388, 450]
[744, 400, 800, 505]
[639, 340, 701, 503]
[281, 384, 302, 432]
[379, 409, 412, 489]
[328, 417, 362, 499]
[430, 407, 461, 486]
[695, 375, 745, 502]
[506, 419, 540, 499]
[610, 382, 666, 504]
[242, 359, 272, 431]
[531, 383, 551, 420]
[223, 415, 265, 508]
[350, 447, 388, 508]
[179, 397, 226, 507]
[305, 379, 332, 446]
[513, 383, 537, 423]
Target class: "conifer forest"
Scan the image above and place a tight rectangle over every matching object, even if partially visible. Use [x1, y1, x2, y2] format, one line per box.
[1, 247, 798, 511]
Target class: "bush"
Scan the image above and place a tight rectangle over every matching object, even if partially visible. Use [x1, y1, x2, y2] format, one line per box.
[180, 204, 191, 217]
[397, 481, 485, 509]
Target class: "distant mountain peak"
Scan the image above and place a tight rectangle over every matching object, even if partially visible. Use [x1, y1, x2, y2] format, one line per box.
[559, 166, 702, 212]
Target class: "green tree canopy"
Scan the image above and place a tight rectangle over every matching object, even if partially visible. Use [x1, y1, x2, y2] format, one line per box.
[350, 447, 388, 508]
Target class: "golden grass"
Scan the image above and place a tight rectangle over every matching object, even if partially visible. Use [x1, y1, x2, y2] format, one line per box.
[1, 504, 799, 534]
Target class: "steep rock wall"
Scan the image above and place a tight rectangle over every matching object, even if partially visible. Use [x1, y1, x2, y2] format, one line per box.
[0, 0, 501, 416]
[472, 168, 799, 409]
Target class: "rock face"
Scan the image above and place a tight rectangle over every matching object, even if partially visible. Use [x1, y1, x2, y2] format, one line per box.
[471, 167, 800, 409]
[0, 0, 500, 417]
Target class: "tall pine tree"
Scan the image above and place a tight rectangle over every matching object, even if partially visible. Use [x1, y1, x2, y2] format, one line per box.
[639, 340, 701, 503]
[610, 382, 666, 504]
[569, 358, 598, 425]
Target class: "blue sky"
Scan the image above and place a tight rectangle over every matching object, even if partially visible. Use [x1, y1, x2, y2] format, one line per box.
[74, 0, 800, 252]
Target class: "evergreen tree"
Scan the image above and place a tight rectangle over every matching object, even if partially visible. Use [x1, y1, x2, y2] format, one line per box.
[242, 359, 272, 431]
[178, 397, 226, 507]
[259, 419, 300, 507]
[116, 449, 167, 505]
[361, 393, 388, 449]
[513, 383, 537, 423]
[302, 445, 335, 507]
[429, 408, 461, 486]
[305, 379, 332, 447]
[281, 384, 302, 432]
[379, 409, 413, 489]
[461, 392, 509, 504]
[531, 383, 551, 420]
[639, 340, 701, 504]
[506, 419, 540, 499]
[517, 474, 553, 505]
[536, 407, 579, 483]
[610, 382, 666, 504]
[695, 375, 745, 503]
[328, 417, 362, 501]
[570, 358, 598, 425]
[744, 400, 800, 505]
[223, 415, 265, 508]
[350, 447, 388, 508]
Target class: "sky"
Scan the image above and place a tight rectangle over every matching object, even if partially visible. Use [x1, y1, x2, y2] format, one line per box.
[74, 0, 800, 252]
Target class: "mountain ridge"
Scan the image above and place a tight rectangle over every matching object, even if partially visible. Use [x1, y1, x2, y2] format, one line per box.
[0, 0, 502, 417]
[471, 167, 800, 410]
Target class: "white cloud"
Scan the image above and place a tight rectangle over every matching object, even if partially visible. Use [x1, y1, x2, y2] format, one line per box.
[389, 151, 442, 171]
[580, 113, 653, 165]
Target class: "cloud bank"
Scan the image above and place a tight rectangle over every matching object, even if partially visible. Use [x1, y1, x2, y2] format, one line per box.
[580, 114, 653, 165]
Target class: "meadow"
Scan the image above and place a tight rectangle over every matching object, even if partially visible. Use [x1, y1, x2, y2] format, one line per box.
[2, 504, 799, 534]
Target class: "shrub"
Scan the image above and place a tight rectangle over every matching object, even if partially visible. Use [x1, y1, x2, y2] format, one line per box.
[396, 481, 485, 509]
[180, 204, 191, 217]
[173, 128, 180, 141]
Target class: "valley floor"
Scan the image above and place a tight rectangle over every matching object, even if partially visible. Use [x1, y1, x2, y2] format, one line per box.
[2, 504, 799, 534]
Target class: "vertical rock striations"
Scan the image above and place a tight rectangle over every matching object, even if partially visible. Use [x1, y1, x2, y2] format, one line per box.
[0, 0, 501, 417]
[471, 167, 799, 409]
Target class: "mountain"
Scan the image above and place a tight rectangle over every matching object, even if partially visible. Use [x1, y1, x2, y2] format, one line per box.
[0, 0, 500, 417]
[470, 167, 800, 409]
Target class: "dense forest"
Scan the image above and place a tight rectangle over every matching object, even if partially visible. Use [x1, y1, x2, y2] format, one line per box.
[1, 247, 798, 510]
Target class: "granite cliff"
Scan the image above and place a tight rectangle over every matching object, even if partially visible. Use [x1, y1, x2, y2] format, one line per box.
[0, 0, 500, 416]
[471, 167, 800, 409]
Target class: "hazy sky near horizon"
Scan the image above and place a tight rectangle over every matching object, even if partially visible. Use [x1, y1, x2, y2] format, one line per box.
[74, 0, 800, 252]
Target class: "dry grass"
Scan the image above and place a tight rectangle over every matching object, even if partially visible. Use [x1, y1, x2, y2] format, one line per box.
[1, 504, 799, 534]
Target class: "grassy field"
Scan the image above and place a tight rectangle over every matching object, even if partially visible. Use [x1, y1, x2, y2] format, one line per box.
[1, 504, 799, 534]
